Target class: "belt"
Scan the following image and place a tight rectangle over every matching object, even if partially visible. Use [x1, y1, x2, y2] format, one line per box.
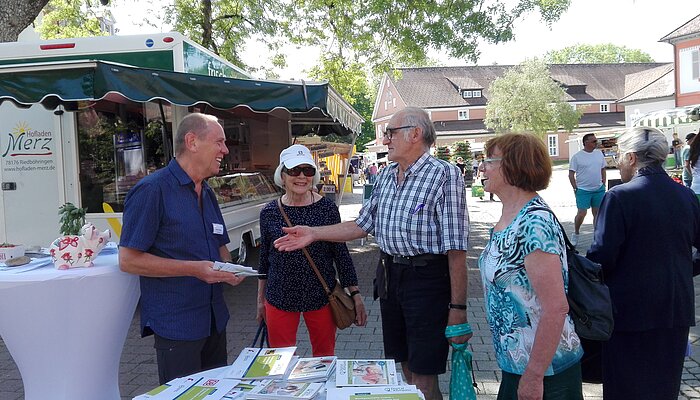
[384, 252, 447, 267]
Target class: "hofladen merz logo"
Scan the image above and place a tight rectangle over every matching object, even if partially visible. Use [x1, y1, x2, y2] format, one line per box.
[2, 122, 53, 157]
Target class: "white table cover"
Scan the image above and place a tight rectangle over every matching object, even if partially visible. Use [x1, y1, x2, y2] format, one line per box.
[0, 253, 140, 400]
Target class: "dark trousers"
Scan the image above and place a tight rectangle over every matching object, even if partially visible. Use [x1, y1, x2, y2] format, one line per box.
[154, 319, 228, 384]
[498, 362, 583, 400]
[602, 327, 688, 400]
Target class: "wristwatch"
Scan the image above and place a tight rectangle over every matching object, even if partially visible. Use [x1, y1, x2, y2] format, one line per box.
[448, 303, 467, 310]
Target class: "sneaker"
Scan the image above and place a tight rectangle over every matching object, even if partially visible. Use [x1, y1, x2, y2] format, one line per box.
[571, 233, 579, 247]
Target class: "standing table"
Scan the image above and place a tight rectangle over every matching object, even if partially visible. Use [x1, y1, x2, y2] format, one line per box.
[0, 252, 139, 400]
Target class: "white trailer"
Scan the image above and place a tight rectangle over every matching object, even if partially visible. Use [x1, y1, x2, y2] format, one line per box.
[0, 34, 362, 261]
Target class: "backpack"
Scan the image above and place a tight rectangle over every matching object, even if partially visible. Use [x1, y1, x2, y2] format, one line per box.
[530, 207, 614, 341]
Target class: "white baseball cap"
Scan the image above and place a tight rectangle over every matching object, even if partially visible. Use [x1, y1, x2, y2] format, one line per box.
[279, 144, 316, 169]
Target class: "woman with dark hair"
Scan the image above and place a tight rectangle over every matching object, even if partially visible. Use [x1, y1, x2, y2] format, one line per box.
[688, 132, 700, 202]
[478, 133, 583, 400]
[588, 127, 700, 399]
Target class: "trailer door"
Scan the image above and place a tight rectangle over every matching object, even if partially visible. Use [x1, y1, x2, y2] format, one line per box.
[0, 103, 62, 247]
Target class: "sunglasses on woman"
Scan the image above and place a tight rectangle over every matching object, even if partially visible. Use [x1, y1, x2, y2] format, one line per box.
[284, 166, 316, 177]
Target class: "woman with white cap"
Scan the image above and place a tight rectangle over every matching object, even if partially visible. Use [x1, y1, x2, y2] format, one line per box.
[257, 144, 367, 355]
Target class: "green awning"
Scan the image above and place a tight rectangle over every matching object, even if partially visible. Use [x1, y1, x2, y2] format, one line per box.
[0, 60, 363, 135]
[632, 105, 700, 129]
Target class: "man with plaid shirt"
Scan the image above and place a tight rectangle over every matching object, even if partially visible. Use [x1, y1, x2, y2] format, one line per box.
[274, 107, 470, 400]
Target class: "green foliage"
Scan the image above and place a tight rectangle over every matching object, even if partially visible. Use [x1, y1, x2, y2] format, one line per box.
[58, 202, 87, 236]
[451, 141, 473, 165]
[485, 59, 583, 137]
[544, 43, 655, 64]
[307, 55, 375, 151]
[436, 145, 451, 162]
[38, 0, 107, 39]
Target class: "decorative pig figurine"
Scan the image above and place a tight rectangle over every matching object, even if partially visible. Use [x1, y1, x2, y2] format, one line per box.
[50, 223, 111, 270]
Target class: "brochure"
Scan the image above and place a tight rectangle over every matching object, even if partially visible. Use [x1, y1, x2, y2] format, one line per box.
[222, 380, 266, 400]
[225, 347, 297, 380]
[327, 385, 425, 400]
[245, 379, 324, 399]
[287, 356, 337, 382]
[133, 376, 238, 400]
[335, 360, 398, 387]
[212, 261, 265, 277]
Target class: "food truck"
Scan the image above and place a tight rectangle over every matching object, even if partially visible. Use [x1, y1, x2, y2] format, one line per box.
[0, 34, 363, 261]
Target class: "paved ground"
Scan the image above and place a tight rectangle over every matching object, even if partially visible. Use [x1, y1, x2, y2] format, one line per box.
[2, 166, 700, 399]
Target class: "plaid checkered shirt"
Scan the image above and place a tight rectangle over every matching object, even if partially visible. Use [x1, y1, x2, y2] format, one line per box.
[356, 152, 469, 256]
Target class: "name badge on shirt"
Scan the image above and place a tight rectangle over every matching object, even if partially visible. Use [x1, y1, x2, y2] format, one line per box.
[213, 223, 224, 235]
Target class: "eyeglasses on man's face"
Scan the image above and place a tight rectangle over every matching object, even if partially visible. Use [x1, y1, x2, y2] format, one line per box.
[283, 166, 316, 177]
[586, 139, 598, 144]
[382, 125, 416, 141]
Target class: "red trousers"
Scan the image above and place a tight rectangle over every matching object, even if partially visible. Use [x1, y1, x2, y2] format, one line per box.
[264, 302, 336, 356]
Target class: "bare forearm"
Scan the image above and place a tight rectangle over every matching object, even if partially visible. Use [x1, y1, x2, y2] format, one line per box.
[119, 247, 203, 278]
[524, 307, 568, 378]
[568, 172, 577, 190]
[312, 221, 367, 242]
[447, 250, 467, 305]
[601, 169, 606, 185]
[257, 279, 267, 303]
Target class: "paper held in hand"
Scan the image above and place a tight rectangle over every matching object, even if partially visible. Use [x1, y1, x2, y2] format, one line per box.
[224, 347, 297, 380]
[335, 359, 399, 387]
[212, 261, 265, 277]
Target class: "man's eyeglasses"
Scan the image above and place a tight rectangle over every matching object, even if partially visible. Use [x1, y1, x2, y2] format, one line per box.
[283, 166, 316, 177]
[382, 125, 416, 141]
[586, 139, 598, 144]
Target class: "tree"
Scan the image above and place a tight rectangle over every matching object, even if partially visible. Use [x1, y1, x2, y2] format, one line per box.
[544, 43, 655, 64]
[37, 0, 107, 39]
[485, 59, 583, 137]
[436, 146, 451, 162]
[451, 141, 473, 165]
[0, 0, 50, 42]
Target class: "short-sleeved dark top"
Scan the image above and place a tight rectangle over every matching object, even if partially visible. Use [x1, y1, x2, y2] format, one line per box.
[259, 196, 357, 312]
[120, 159, 231, 340]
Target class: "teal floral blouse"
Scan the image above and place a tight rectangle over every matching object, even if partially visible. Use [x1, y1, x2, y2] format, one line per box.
[478, 196, 582, 375]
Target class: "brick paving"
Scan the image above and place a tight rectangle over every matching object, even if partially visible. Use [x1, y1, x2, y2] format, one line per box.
[1, 167, 700, 399]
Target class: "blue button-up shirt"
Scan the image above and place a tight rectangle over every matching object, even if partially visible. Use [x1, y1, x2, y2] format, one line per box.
[355, 153, 469, 256]
[120, 159, 231, 340]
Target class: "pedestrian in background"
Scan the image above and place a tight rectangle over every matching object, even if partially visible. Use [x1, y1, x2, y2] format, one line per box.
[257, 144, 367, 356]
[683, 132, 697, 187]
[119, 113, 246, 384]
[588, 127, 700, 400]
[273, 107, 470, 400]
[672, 132, 683, 170]
[478, 133, 583, 400]
[568, 133, 606, 247]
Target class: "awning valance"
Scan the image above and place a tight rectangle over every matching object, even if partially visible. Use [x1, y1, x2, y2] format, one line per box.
[632, 105, 700, 129]
[0, 60, 363, 136]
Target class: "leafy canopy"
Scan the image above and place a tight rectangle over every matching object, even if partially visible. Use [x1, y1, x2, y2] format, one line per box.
[485, 59, 583, 137]
[37, 0, 107, 39]
[544, 43, 655, 64]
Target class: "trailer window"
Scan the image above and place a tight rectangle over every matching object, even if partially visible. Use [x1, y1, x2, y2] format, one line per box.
[76, 101, 173, 213]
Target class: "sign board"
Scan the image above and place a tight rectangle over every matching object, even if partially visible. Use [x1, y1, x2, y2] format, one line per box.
[322, 185, 336, 194]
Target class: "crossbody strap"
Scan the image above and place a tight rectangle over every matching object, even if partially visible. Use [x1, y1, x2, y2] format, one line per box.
[277, 197, 333, 296]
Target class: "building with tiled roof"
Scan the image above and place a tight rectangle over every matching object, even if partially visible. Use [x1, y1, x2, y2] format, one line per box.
[372, 63, 667, 160]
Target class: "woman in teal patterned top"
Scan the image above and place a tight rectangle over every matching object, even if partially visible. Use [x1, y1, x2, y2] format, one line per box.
[477, 134, 583, 400]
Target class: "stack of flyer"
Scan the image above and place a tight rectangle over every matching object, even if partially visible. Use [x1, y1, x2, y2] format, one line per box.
[132, 376, 239, 400]
[335, 359, 399, 387]
[224, 347, 297, 380]
[287, 356, 337, 383]
[213, 262, 265, 277]
[327, 385, 425, 400]
[244, 379, 324, 399]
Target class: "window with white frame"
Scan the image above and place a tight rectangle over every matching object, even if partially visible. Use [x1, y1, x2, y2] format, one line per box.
[462, 90, 472, 98]
[600, 104, 609, 113]
[472, 90, 482, 98]
[458, 109, 469, 120]
[392, 98, 396, 107]
[693, 50, 699, 81]
[547, 134, 559, 157]
[384, 101, 388, 110]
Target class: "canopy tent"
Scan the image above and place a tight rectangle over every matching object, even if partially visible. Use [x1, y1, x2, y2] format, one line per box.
[632, 105, 700, 129]
[0, 60, 363, 136]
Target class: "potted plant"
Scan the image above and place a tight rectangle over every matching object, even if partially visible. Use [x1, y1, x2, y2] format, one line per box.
[49, 203, 111, 269]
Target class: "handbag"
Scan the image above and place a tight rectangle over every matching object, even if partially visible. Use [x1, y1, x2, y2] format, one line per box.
[251, 320, 269, 348]
[530, 207, 614, 341]
[277, 198, 356, 329]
